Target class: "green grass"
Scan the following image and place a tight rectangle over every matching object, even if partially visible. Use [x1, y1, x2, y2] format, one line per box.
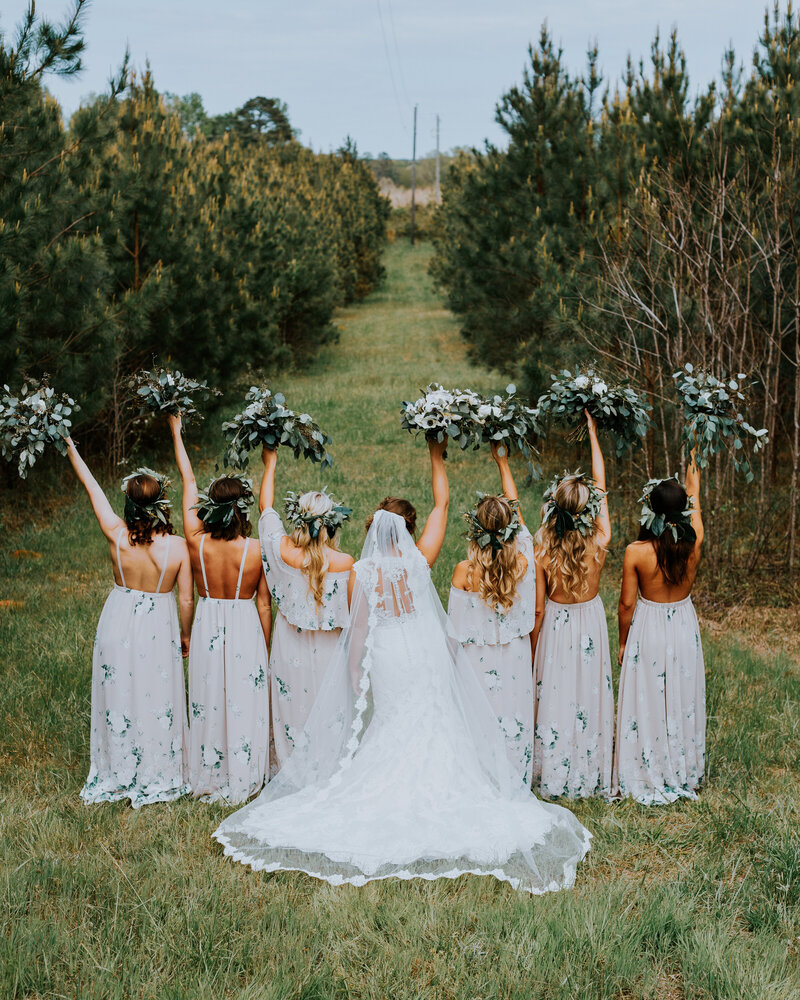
[2, 241, 800, 999]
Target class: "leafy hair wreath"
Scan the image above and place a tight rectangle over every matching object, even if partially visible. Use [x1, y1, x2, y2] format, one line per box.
[542, 470, 605, 539]
[639, 475, 697, 544]
[193, 473, 254, 528]
[463, 492, 522, 552]
[284, 489, 352, 540]
[120, 467, 172, 524]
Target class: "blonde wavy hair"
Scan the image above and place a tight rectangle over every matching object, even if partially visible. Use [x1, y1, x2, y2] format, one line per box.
[534, 475, 602, 601]
[289, 491, 340, 607]
[466, 496, 526, 611]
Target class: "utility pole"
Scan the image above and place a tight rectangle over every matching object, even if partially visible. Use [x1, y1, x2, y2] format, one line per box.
[410, 103, 418, 246]
[434, 113, 441, 204]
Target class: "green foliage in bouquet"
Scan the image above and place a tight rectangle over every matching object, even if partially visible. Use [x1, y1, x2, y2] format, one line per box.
[536, 367, 651, 457]
[400, 384, 484, 454]
[672, 364, 768, 483]
[0, 378, 79, 479]
[130, 367, 221, 421]
[475, 384, 543, 481]
[223, 387, 332, 470]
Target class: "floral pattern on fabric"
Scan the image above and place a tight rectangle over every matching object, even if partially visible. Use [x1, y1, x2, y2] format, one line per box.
[81, 586, 188, 809]
[533, 595, 614, 800]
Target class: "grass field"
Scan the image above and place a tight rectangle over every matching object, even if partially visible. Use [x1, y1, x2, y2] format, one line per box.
[2, 241, 800, 999]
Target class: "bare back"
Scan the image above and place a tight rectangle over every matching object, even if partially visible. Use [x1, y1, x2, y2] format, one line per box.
[189, 534, 264, 600]
[279, 535, 354, 574]
[109, 530, 188, 593]
[626, 540, 701, 603]
[537, 545, 607, 605]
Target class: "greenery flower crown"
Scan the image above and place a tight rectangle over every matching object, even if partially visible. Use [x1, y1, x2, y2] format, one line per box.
[193, 473, 254, 528]
[463, 492, 522, 552]
[120, 467, 172, 525]
[284, 489, 353, 540]
[542, 470, 605, 539]
[638, 475, 697, 544]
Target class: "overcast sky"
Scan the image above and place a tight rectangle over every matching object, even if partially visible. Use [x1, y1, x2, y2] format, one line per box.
[3, 0, 774, 157]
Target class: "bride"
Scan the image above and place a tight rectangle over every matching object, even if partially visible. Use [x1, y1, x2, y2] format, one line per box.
[214, 487, 591, 893]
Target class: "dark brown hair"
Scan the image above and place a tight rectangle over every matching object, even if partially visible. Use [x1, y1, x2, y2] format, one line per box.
[637, 478, 694, 586]
[366, 496, 417, 536]
[205, 476, 252, 541]
[125, 474, 174, 547]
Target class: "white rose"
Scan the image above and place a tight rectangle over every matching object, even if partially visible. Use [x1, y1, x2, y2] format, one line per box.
[32, 398, 47, 414]
[244, 403, 260, 418]
[477, 404, 492, 419]
[592, 381, 608, 396]
[574, 375, 590, 390]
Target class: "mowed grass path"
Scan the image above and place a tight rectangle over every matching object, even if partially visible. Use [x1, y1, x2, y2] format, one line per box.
[2, 242, 800, 999]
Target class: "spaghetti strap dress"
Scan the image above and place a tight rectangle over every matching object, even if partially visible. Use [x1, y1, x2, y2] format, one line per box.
[258, 507, 350, 770]
[447, 526, 536, 787]
[612, 594, 705, 805]
[532, 593, 614, 800]
[187, 536, 269, 803]
[81, 531, 189, 808]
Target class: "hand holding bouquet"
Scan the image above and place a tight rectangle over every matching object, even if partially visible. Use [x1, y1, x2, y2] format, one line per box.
[475, 384, 542, 480]
[130, 367, 221, 421]
[536, 367, 651, 457]
[672, 364, 768, 481]
[400, 384, 484, 455]
[0, 378, 79, 478]
[223, 386, 332, 470]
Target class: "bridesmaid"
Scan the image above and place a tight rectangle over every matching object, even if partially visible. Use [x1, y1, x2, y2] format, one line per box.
[532, 410, 614, 799]
[448, 442, 535, 787]
[169, 414, 271, 803]
[64, 438, 193, 807]
[258, 445, 354, 770]
[613, 451, 705, 804]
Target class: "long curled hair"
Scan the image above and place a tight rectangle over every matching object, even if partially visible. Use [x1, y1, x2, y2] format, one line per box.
[366, 496, 417, 537]
[535, 475, 602, 600]
[466, 495, 525, 611]
[290, 491, 341, 607]
[638, 478, 695, 586]
[124, 474, 174, 547]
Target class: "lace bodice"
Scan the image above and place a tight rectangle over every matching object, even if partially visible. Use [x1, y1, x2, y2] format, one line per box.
[447, 526, 535, 645]
[259, 508, 350, 631]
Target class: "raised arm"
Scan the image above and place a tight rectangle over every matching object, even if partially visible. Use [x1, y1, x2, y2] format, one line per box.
[176, 547, 195, 657]
[491, 440, 524, 525]
[685, 446, 704, 547]
[617, 545, 639, 665]
[168, 414, 203, 539]
[416, 437, 450, 567]
[585, 409, 610, 547]
[259, 445, 277, 513]
[64, 437, 125, 541]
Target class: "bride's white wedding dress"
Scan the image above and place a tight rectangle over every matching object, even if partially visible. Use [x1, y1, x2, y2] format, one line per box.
[213, 511, 590, 893]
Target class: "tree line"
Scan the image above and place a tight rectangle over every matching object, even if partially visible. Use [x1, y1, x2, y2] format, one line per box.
[431, 5, 800, 583]
[0, 2, 389, 466]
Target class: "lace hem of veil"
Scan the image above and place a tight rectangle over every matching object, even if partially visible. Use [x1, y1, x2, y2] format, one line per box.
[213, 827, 592, 895]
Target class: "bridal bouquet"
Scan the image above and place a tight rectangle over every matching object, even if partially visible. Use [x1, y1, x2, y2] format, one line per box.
[130, 367, 221, 421]
[223, 386, 332, 470]
[536, 367, 651, 456]
[401, 383, 484, 453]
[474, 384, 542, 480]
[0, 378, 79, 478]
[672, 364, 768, 481]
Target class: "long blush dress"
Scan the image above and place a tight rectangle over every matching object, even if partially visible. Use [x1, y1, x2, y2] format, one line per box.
[187, 536, 269, 803]
[81, 530, 188, 808]
[447, 526, 536, 787]
[612, 594, 705, 805]
[259, 507, 350, 770]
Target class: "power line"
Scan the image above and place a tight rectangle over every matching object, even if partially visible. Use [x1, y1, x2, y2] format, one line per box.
[376, 0, 409, 137]
[385, 0, 413, 113]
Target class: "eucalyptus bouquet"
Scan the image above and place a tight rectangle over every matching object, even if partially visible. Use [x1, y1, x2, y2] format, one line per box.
[672, 364, 768, 481]
[0, 378, 79, 478]
[130, 367, 221, 421]
[474, 384, 543, 481]
[400, 383, 484, 454]
[223, 386, 332, 470]
[536, 367, 651, 457]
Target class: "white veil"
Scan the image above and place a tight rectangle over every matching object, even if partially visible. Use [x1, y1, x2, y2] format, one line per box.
[214, 509, 591, 892]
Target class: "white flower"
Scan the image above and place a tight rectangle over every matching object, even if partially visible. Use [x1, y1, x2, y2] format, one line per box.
[244, 402, 260, 418]
[574, 375, 590, 390]
[591, 380, 608, 396]
[477, 404, 492, 419]
[30, 397, 47, 414]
